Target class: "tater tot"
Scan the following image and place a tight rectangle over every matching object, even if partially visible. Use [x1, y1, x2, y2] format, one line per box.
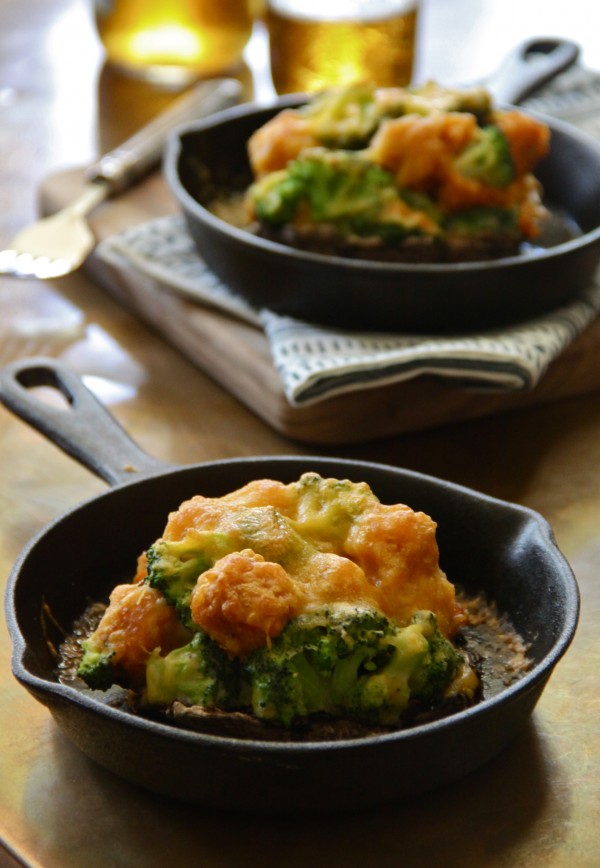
[247, 110, 319, 176]
[163, 496, 230, 541]
[295, 550, 381, 612]
[366, 111, 478, 189]
[90, 583, 191, 683]
[190, 549, 305, 656]
[344, 503, 458, 637]
[494, 110, 550, 176]
[221, 478, 299, 515]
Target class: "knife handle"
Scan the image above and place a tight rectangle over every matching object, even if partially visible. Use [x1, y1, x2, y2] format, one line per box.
[85, 77, 242, 193]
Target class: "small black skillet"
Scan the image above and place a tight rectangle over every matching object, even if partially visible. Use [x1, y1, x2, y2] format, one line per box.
[1, 358, 579, 813]
[165, 38, 600, 333]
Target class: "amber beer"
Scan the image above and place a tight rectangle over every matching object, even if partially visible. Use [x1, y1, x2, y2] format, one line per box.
[94, 0, 253, 82]
[267, 0, 419, 94]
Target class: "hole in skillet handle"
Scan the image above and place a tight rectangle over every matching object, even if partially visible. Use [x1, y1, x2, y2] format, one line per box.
[0, 356, 169, 487]
[483, 37, 580, 105]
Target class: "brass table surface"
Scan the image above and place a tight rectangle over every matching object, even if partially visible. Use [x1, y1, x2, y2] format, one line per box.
[1, 1, 599, 865]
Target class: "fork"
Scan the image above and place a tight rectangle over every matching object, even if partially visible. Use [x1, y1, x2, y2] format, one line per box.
[0, 77, 241, 280]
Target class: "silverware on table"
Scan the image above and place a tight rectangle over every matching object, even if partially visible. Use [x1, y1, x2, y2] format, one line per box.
[0, 77, 241, 280]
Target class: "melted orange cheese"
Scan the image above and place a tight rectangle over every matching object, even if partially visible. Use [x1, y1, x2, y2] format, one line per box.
[87, 474, 462, 674]
[365, 109, 549, 235]
[245, 89, 550, 241]
[166, 474, 461, 655]
[247, 109, 319, 177]
[366, 111, 478, 190]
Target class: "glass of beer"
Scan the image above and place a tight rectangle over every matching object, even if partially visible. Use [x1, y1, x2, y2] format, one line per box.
[93, 0, 255, 84]
[266, 0, 419, 94]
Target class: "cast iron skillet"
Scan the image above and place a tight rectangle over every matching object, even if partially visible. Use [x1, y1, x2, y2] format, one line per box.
[1, 358, 579, 814]
[164, 39, 600, 333]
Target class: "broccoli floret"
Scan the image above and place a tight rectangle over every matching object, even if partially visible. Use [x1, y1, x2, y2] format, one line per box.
[443, 206, 519, 238]
[339, 611, 463, 725]
[246, 605, 390, 726]
[145, 630, 241, 710]
[245, 169, 305, 226]
[228, 505, 308, 570]
[400, 81, 494, 122]
[244, 604, 464, 727]
[454, 125, 514, 187]
[342, 619, 429, 724]
[407, 611, 464, 703]
[298, 82, 495, 148]
[77, 642, 116, 691]
[250, 148, 433, 240]
[287, 150, 396, 226]
[289, 472, 372, 547]
[145, 532, 235, 624]
[300, 82, 381, 149]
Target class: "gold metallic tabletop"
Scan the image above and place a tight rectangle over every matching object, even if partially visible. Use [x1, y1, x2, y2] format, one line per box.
[1, 1, 599, 866]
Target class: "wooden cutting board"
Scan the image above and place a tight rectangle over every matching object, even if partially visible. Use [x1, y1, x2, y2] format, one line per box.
[40, 167, 600, 445]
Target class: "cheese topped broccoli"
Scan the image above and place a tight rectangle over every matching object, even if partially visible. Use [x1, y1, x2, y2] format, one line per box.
[77, 473, 478, 731]
[244, 81, 550, 258]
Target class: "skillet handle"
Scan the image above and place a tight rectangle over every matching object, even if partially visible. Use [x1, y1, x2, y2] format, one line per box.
[484, 37, 580, 105]
[0, 357, 171, 487]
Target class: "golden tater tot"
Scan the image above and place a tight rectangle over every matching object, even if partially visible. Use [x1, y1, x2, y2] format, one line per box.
[247, 110, 319, 176]
[90, 583, 191, 683]
[345, 503, 458, 637]
[190, 549, 305, 656]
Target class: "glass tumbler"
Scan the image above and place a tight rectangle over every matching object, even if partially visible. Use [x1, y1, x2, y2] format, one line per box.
[94, 0, 254, 84]
[266, 0, 419, 94]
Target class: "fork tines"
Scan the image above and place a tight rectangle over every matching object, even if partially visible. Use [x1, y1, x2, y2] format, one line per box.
[0, 249, 72, 279]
